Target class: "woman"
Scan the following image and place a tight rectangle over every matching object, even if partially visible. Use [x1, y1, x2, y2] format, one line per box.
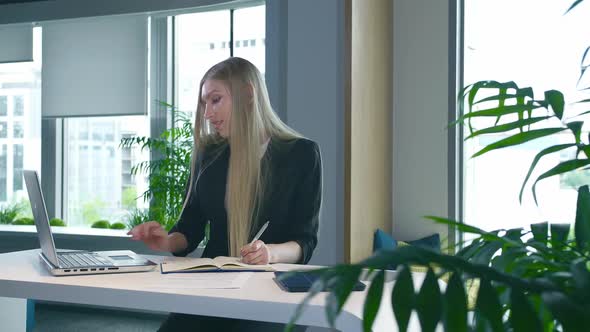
[128, 57, 322, 331]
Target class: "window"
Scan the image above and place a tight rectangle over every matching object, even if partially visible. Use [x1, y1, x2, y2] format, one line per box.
[64, 116, 149, 227]
[233, 5, 266, 74]
[463, 1, 589, 231]
[175, 4, 266, 114]
[0, 27, 42, 207]
[175, 10, 231, 113]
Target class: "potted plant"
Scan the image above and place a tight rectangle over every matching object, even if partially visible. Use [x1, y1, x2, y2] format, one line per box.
[287, 1, 590, 331]
[120, 101, 193, 231]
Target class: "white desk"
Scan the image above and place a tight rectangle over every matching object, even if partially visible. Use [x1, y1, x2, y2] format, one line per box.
[0, 250, 396, 332]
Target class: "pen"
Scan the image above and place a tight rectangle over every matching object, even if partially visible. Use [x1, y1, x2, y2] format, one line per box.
[250, 220, 270, 245]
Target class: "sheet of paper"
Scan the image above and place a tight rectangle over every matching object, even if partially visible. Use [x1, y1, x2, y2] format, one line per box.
[150, 272, 254, 290]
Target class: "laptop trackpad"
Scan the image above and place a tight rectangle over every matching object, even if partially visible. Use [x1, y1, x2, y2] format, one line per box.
[109, 255, 134, 261]
[99, 251, 151, 266]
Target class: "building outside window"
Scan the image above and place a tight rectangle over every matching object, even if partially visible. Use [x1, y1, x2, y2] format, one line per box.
[0, 27, 42, 211]
[64, 116, 149, 227]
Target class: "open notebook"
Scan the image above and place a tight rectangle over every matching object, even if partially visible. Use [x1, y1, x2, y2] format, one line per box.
[160, 256, 275, 274]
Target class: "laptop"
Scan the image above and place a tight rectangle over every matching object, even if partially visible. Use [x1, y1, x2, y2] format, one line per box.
[24, 170, 157, 276]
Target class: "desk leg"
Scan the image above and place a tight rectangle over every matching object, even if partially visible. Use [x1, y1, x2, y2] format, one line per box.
[0, 297, 34, 332]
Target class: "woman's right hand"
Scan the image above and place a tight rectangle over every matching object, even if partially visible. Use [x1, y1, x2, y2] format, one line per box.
[127, 221, 170, 252]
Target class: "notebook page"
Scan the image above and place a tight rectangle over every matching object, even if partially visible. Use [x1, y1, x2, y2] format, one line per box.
[213, 256, 274, 271]
[212, 256, 250, 267]
[213, 256, 273, 270]
[160, 257, 218, 273]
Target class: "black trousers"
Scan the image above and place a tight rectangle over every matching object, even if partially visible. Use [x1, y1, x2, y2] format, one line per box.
[158, 313, 308, 332]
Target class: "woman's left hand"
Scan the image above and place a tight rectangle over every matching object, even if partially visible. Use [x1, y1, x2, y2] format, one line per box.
[240, 240, 272, 265]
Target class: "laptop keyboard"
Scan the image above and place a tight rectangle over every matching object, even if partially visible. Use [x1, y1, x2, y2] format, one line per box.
[58, 252, 111, 268]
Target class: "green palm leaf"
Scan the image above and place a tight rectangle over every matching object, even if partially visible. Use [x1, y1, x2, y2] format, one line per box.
[519, 144, 576, 202]
[459, 104, 543, 123]
[567, 121, 584, 143]
[510, 288, 542, 332]
[325, 267, 362, 327]
[574, 185, 590, 251]
[391, 266, 415, 332]
[363, 270, 384, 332]
[566, 0, 585, 13]
[577, 45, 590, 86]
[472, 128, 566, 158]
[571, 259, 590, 303]
[550, 224, 571, 251]
[542, 291, 588, 332]
[416, 268, 442, 332]
[285, 278, 325, 332]
[443, 272, 467, 332]
[544, 90, 565, 119]
[426, 216, 524, 248]
[472, 86, 534, 106]
[475, 279, 503, 332]
[465, 116, 551, 140]
[531, 222, 549, 243]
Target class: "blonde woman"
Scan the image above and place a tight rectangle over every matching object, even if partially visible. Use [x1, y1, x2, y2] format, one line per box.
[129, 57, 321, 331]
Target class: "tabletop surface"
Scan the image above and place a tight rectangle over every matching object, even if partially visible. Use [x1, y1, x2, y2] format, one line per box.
[0, 249, 398, 332]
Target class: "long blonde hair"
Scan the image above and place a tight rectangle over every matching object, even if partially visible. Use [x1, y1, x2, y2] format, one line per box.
[182, 57, 301, 256]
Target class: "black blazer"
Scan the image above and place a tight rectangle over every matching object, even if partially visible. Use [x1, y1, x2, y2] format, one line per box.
[169, 137, 322, 264]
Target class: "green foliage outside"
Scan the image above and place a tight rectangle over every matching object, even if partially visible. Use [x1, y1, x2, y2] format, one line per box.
[110, 222, 126, 230]
[121, 187, 138, 210]
[12, 217, 34, 225]
[49, 218, 65, 227]
[82, 199, 107, 225]
[91, 220, 111, 229]
[14, 198, 32, 219]
[125, 208, 151, 230]
[287, 2, 590, 331]
[0, 198, 32, 225]
[1, 200, 63, 226]
[120, 102, 193, 231]
[0, 204, 20, 225]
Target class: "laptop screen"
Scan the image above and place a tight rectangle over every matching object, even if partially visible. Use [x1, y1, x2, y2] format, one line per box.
[23, 170, 59, 266]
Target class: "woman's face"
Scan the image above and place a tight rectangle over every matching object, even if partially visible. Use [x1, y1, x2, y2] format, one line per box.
[202, 79, 232, 138]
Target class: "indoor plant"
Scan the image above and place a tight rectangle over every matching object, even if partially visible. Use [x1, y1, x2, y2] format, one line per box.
[287, 1, 590, 331]
[120, 101, 193, 231]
